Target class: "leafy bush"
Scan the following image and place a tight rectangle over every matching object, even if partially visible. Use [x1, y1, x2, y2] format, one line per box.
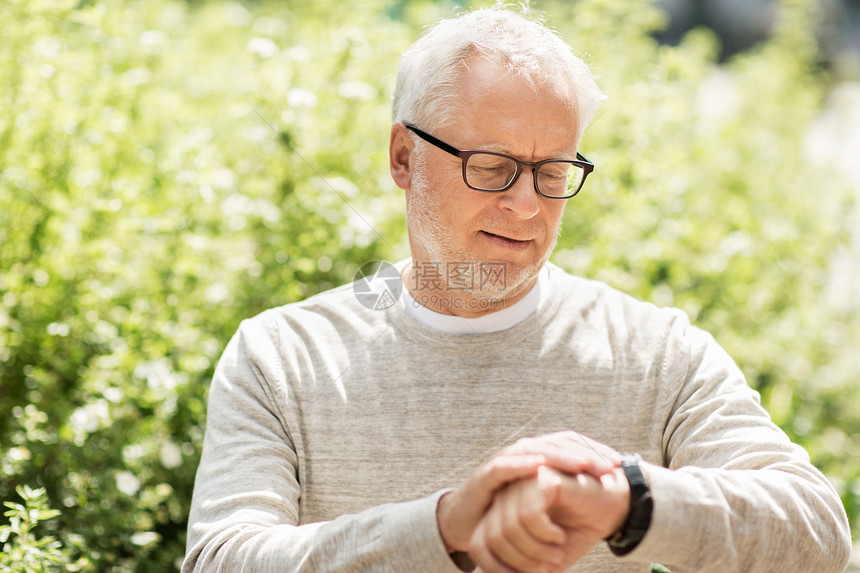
[1, 0, 405, 569]
[0, 485, 88, 572]
[0, 0, 856, 571]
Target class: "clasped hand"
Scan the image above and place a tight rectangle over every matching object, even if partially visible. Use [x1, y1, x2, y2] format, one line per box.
[436, 432, 630, 573]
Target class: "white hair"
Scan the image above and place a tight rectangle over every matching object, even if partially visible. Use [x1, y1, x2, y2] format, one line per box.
[392, 6, 605, 137]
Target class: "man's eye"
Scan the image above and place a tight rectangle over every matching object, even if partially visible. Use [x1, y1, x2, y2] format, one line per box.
[540, 171, 564, 180]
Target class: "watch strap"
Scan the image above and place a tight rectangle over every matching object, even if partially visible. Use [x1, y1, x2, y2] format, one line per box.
[607, 453, 653, 556]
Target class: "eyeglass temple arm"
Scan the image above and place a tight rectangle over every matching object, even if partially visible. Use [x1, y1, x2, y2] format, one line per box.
[404, 124, 462, 157]
[407, 122, 593, 168]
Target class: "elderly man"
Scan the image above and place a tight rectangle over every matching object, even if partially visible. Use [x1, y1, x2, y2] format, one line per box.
[183, 7, 851, 573]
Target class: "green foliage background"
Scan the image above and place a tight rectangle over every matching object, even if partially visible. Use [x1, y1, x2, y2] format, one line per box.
[0, 0, 857, 570]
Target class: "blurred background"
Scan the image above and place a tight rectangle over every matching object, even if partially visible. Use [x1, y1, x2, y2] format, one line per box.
[657, 0, 860, 71]
[0, 0, 858, 571]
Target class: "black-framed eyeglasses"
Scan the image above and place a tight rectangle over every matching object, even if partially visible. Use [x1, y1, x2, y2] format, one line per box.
[405, 123, 594, 199]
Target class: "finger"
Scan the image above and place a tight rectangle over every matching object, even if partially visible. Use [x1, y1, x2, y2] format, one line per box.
[512, 484, 563, 549]
[537, 464, 563, 503]
[470, 547, 524, 573]
[502, 435, 619, 476]
[542, 430, 618, 459]
[543, 433, 621, 467]
[441, 455, 550, 553]
[523, 467, 567, 544]
[549, 471, 627, 540]
[469, 515, 540, 573]
[468, 454, 547, 507]
[537, 449, 617, 477]
[503, 466, 566, 546]
[471, 518, 528, 573]
[521, 509, 568, 548]
[494, 504, 551, 572]
[480, 478, 566, 570]
[500, 509, 567, 569]
[502, 434, 616, 464]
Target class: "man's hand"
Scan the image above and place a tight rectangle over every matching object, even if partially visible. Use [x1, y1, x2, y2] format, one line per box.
[436, 432, 620, 554]
[468, 466, 630, 573]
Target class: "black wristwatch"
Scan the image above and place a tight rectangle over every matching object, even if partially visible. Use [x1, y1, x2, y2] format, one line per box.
[606, 453, 653, 556]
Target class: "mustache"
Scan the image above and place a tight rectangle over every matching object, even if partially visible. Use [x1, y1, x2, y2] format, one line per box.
[477, 213, 541, 236]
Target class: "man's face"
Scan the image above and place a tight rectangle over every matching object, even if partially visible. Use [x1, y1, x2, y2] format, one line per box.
[404, 58, 580, 297]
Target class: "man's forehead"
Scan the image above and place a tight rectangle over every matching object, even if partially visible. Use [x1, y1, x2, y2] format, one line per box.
[446, 58, 580, 156]
[456, 59, 577, 117]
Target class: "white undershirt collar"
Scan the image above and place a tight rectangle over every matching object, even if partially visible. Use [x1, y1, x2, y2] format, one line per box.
[400, 263, 546, 335]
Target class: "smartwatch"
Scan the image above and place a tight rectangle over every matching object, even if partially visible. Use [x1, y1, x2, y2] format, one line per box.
[607, 453, 653, 556]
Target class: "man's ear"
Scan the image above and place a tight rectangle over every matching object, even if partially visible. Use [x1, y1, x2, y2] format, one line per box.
[389, 122, 414, 191]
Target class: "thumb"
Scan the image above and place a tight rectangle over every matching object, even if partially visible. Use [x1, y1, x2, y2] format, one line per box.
[537, 465, 563, 508]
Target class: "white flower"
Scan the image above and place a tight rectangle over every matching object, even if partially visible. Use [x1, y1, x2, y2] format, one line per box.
[160, 442, 182, 469]
[116, 471, 140, 496]
[247, 37, 278, 59]
[130, 531, 160, 546]
[211, 167, 236, 190]
[70, 399, 109, 435]
[286, 88, 317, 108]
[122, 67, 152, 87]
[134, 359, 178, 391]
[138, 30, 168, 55]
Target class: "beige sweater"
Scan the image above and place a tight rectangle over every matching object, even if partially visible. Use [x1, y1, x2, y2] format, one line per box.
[183, 264, 850, 572]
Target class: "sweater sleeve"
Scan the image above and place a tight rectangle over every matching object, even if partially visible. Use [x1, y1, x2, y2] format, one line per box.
[182, 317, 463, 573]
[621, 320, 851, 572]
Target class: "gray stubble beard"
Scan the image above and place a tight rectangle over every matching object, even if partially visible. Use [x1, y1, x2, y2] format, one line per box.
[405, 153, 554, 301]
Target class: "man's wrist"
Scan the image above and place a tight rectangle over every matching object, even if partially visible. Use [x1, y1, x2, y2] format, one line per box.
[436, 491, 477, 571]
[436, 490, 459, 553]
[606, 454, 653, 556]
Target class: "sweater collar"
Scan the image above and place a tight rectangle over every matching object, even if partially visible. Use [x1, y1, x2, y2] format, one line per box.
[400, 263, 545, 335]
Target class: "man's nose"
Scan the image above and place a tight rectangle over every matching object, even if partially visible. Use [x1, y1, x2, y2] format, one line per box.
[499, 168, 541, 218]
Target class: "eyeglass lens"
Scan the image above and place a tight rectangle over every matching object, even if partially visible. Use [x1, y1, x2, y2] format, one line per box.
[464, 153, 585, 197]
